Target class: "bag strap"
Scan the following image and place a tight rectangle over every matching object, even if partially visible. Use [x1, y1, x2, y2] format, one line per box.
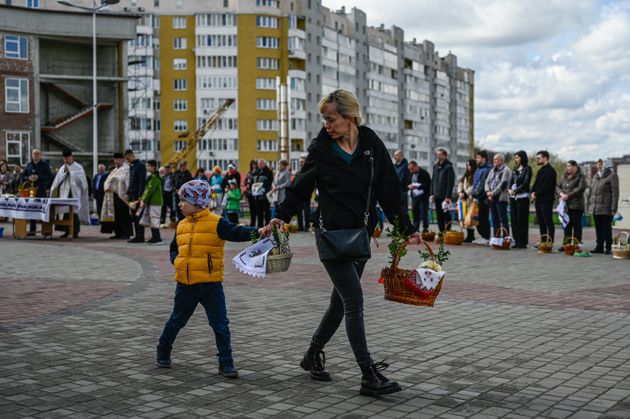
[319, 148, 374, 231]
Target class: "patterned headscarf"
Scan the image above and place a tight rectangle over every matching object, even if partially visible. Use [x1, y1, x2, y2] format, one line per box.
[178, 180, 211, 209]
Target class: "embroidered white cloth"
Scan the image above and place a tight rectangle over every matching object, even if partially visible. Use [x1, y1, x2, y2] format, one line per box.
[490, 236, 513, 247]
[412, 268, 445, 291]
[0, 197, 81, 221]
[557, 200, 570, 229]
[232, 237, 277, 278]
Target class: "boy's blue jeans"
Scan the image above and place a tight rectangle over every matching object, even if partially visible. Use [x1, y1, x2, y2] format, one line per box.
[158, 282, 233, 363]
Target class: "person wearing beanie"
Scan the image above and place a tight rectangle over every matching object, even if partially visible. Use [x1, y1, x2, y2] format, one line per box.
[156, 180, 266, 378]
[508, 150, 532, 248]
[221, 162, 241, 192]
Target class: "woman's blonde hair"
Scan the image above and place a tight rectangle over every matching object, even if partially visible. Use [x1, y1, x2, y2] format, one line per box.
[318, 89, 363, 126]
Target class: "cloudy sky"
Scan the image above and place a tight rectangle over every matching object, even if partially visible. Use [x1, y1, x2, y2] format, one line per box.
[324, 0, 630, 162]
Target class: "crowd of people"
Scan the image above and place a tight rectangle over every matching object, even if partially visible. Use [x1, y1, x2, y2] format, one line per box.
[392, 148, 621, 255]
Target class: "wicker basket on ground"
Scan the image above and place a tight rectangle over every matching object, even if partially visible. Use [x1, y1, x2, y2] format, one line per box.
[563, 236, 580, 256]
[382, 241, 444, 307]
[443, 222, 464, 245]
[421, 230, 436, 242]
[491, 227, 512, 250]
[537, 234, 553, 254]
[266, 252, 293, 273]
[612, 232, 630, 260]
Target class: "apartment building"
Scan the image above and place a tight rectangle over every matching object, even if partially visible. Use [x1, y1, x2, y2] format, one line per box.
[31, 0, 474, 174]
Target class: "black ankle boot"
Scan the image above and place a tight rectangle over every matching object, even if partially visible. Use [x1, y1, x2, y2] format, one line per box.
[360, 361, 401, 396]
[300, 348, 331, 381]
[156, 345, 172, 368]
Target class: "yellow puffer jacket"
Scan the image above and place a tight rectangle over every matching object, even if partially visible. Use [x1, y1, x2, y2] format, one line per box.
[174, 209, 225, 284]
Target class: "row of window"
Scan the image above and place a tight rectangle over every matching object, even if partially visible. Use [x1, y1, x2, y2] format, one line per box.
[368, 79, 398, 95]
[256, 16, 278, 28]
[256, 120, 277, 131]
[256, 98, 276, 110]
[256, 37, 279, 49]
[197, 138, 238, 151]
[196, 13, 236, 27]
[198, 76, 238, 90]
[196, 35, 237, 48]
[197, 118, 238, 131]
[256, 78, 277, 90]
[256, 57, 279, 70]
[196, 55, 238, 68]
[367, 113, 398, 128]
[200, 97, 235, 111]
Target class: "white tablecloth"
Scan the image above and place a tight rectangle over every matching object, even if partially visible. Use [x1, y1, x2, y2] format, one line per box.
[0, 197, 80, 222]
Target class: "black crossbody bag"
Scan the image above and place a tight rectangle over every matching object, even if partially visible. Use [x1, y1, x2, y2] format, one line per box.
[314, 151, 374, 263]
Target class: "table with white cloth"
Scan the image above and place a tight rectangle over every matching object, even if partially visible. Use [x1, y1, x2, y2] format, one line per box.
[0, 197, 81, 239]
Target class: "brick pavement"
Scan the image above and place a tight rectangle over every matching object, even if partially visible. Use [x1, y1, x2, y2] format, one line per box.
[0, 222, 629, 418]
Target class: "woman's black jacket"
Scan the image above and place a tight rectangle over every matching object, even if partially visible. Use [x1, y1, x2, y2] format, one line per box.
[509, 165, 532, 195]
[275, 126, 415, 236]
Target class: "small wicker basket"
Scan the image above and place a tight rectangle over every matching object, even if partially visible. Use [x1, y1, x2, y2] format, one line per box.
[443, 222, 464, 245]
[537, 234, 553, 254]
[612, 232, 630, 260]
[491, 227, 512, 250]
[382, 241, 444, 307]
[563, 236, 580, 256]
[421, 230, 436, 242]
[266, 252, 293, 273]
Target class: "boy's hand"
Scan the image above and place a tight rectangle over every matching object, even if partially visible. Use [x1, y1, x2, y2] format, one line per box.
[261, 218, 285, 236]
[257, 227, 268, 237]
[139, 201, 145, 208]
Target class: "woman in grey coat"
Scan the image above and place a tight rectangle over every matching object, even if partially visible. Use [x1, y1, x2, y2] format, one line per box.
[587, 159, 619, 254]
[485, 153, 512, 237]
[272, 160, 292, 206]
[556, 160, 587, 247]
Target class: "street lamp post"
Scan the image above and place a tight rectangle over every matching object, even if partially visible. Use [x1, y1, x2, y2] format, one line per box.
[57, 0, 120, 175]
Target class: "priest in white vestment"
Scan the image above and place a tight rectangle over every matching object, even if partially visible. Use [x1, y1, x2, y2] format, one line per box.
[49, 149, 89, 238]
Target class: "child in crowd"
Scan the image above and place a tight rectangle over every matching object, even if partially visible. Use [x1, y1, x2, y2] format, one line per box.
[139, 160, 163, 244]
[225, 179, 241, 224]
[157, 180, 264, 378]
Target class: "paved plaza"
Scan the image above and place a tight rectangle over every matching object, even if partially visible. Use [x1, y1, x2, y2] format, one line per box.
[1, 222, 629, 419]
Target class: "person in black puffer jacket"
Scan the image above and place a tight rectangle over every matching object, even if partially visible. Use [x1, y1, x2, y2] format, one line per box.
[263, 89, 421, 397]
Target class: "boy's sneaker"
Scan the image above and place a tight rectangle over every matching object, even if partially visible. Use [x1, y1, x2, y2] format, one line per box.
[156, 345, 172, 368]
[219, 360, 239, 378]
[146, 238, 164, 244]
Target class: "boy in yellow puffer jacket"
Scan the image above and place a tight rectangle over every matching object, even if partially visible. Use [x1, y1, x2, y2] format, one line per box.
[157, 179, 265, 378]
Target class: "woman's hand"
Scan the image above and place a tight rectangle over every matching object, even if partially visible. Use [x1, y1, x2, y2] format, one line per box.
[408, 231, 423, 245]
[261, 218, 285, 236]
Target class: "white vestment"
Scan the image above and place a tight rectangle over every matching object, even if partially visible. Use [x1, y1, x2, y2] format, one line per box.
[49, 161, 90, 223]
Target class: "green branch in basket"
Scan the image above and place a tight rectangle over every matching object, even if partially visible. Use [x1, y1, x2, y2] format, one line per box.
[420, 242, 450, 266]
[270, 225, 291, 256]
[386, 217, 409, 267]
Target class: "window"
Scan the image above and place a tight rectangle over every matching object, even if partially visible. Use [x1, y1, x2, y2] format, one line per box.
[256, 120, 277, 131]
[5, 78, 29, 113]
[173, 37, 187, 49]
[256, 57, 279, 70]
[196, 13, 236, 27]
[224, 0, 229, 7]
[173, 58, 187, 70]
[256, 0, 279, 6]
[256, 37, 279, 49]
[174, 120, 188, 132]
[256, 16, 278, 28]
[256, 140, 278, 151]
[196, 34, 237, 48]
[197, 76, 238, 89]
[4, 35, 28, 60]
[196, 55, 237, 68]
[174, 79, 187, 90]
[27, 0, 39, 7]
[256, 98, 277, 110]
[173, 100, 188, 111]
[256, 78, 276, 90]
[172, 17, 186, 29]
[5, 131, 29, 165]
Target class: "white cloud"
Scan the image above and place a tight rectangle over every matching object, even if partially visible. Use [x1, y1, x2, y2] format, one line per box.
[322, 0, 630, 161]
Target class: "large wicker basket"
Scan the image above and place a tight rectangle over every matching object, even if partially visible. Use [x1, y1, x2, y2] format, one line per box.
[266, 252, 293, 273]
[612, 232, 630, 260]
[382, 241, 444, 307]
[443, 222, 464, 245]
[563, 236, 580, 256]
[491, 227, 512, 250]
[537, 234, 553, 254]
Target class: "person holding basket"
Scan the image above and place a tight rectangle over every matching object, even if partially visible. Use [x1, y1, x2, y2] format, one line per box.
[262, 89, 422, 397]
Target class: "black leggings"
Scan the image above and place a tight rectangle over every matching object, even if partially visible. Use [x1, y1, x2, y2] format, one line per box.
[563, 209, 583, 243]
[310, 260, 372, 368]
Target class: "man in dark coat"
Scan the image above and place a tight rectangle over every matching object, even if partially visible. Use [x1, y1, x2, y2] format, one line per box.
[408, 160, 431, 232]
[93, 163, 108, 220]
[430, 148, 455, 232]
[531, 150, 557, 245]
[252, 159, 273, 227]
[393, 150, 411, 213]
[125, 149, 146, 243]
[472, 150, 492, 243]
[171, 160, 193, 221]
[21, 148, 53, 234]
[160, 163, 176, 225]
